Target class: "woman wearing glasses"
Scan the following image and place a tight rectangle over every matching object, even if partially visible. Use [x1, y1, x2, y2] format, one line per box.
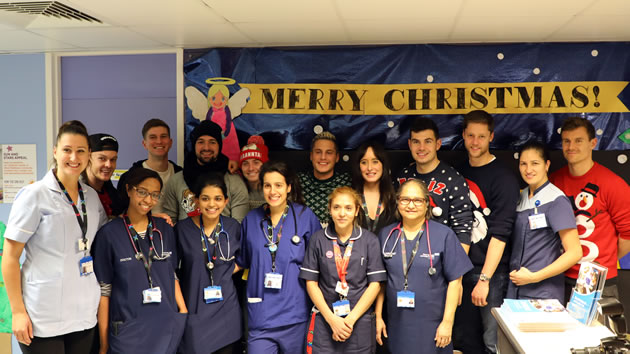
[176, 173, 242, 354]
[92, 167, 187, 354]
[376, 180, 472, 353]
[237, 161, 321, 353]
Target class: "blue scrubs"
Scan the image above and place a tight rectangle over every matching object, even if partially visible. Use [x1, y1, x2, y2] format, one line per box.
[92, 217, 185, 354]
[237, 202, 321, 353]
[379, 220, 472, 354]
[508, 181, 577, 302]
[299, 226, 386, 353]
[176, 216, 242, 354]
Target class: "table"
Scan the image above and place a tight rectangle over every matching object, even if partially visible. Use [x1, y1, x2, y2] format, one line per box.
[492, 307, 615, 354]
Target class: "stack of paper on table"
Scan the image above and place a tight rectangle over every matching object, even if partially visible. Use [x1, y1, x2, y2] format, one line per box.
[501, 299, 581, 332]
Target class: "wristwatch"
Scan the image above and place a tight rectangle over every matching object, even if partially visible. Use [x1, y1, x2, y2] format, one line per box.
[479, 273, 491, 282]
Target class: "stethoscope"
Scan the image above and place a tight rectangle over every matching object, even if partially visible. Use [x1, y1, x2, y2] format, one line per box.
[260, 202, 302, 246]
[123, 214, 169, 261]
[382, 221, 436, 276]
[200, 215, 234, 271]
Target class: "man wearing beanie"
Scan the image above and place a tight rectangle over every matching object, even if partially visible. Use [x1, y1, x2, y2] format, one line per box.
[161, 120, 249, 222]
[83, 133, 125, 218]
[239, 135, 269, 211]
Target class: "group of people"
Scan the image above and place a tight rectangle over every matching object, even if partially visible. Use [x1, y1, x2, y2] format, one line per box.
[2, 111, 629, 354]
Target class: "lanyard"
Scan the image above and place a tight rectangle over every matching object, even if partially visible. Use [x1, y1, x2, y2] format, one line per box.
[55, 174, 88, 253]
[361, 195, 382, 232]
[200, 216, 222, 286]
[332, 239, 354, 291]
[264, 204, 289, 272]
[400, 227, 424, 290]
[124, 214, 155, 288]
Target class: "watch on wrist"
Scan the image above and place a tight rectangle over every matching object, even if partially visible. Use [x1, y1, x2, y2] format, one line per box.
[479, 273, 491, 282]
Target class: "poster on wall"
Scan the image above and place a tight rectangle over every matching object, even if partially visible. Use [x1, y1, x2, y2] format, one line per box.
[1, 144, 37, 203]
[184, 43, 630, 153]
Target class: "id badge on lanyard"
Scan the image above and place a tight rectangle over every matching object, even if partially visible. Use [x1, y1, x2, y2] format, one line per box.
[79, 256, 94, 276]
[397, 290, 415, 308]
[142, 287, 162, 304]
[264, 272, 283, 289]
[333, 299, 351, 317]
[204, 285, 223, 303]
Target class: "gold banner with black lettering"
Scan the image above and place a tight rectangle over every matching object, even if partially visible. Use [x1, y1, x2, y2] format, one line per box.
[240, 81, 629, 115]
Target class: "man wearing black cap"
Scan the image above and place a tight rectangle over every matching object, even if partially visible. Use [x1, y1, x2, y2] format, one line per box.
[161, 120, 249, 222]
[83, 133, 125, 218]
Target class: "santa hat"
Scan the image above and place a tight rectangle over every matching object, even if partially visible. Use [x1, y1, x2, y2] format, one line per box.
[239, 135, 269, 167]
[466, 179, 491, 216]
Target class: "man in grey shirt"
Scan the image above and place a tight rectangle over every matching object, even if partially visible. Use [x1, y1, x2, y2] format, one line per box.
[161, 120, 248, 222]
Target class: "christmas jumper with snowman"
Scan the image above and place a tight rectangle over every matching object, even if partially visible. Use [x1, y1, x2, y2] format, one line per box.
[550, 162, 630, 279]
[396, 161, 473, 245]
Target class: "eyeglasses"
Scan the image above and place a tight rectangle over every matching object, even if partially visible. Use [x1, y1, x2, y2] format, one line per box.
[133, 186, 162, 201]
[398, 197, 427, 206]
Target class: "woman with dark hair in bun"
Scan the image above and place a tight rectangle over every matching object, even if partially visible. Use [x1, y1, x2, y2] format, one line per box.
[2, 120, 108, 354]
[508, 141, 581, 303]
[92, 167, 187, 354]
[237, 161, 321, 353]
[176, 173, 242, 354]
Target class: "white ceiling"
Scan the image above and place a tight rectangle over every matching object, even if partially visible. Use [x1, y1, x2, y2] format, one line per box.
[1, 0, 630, 53]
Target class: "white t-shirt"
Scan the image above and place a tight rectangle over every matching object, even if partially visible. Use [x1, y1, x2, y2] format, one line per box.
[143, 161, 175, 214]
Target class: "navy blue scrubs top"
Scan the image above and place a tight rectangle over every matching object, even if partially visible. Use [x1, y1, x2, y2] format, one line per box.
[176, 216, 242, 354]
[237, 202, 321, 330]
[379, 220, 472, 354]
[92, 217, 184, 353]
[299, 226, 386, 310]
[508, 181, 577, 302]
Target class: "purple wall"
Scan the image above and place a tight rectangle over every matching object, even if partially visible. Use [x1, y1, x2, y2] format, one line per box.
[61, 54, 177, 170]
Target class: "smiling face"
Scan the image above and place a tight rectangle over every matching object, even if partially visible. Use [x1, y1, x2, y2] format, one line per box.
[87, 150, 118, 182]
[195, 135, 220, 165]
[263, 171, 291, 209]
[408, 129, 441, 170]
[330, 192, 359, 233]
[53, 133, 90, 179]
[142, 126, 172, 159]
[463, 122, 494, 161]
[519, 148, 550, 191]
[241, 159, 263, 185]
[397, 182, 428, 224]
[127, 177, 161, 216]
[210, 91, 228, 110]
[561, 127, 596, 166]
[359, 147, 383, 184]
[195, 185, 228, 221]
[310, 139, 339, 180]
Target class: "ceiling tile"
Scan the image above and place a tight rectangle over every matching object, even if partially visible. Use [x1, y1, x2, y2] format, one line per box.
[0, 30, 78, 51]
[450, 15, 571, 42]
[459, 0, 593, 17]
[345, 19, 453, 42]
[131, 23, 254, 47]
[550, 15, 630, 41]
[235, 20, 348, 45]
[65, 0, 225, 26]
[581, 0, 630, 16]
[336, 0, 465, 20]
[204, 0, 338, 23]
[28, 27, 165, 49]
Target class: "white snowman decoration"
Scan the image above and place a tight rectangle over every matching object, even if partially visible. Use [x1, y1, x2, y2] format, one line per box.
[574, 183, 599, 263]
